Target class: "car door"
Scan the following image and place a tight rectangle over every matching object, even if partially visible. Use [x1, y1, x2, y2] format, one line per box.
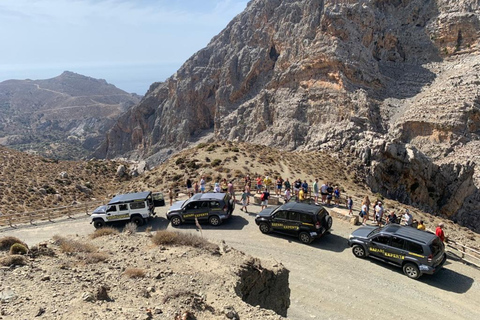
[105, 204, 121, 221]
[285, 211, 302, 235]
[152, 192, 165, 207]
[183, 201, 203, 222]
[271, 210, 288, 233]
[369, 235, 391, 260]
[385, 236, 407, 265]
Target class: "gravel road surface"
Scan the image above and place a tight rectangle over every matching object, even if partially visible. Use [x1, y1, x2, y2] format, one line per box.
[2, 204, 479, 320]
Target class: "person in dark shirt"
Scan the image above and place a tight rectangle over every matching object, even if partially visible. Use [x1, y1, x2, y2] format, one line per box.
[386, 211, 398, 224]
[261, 188, 270, 210]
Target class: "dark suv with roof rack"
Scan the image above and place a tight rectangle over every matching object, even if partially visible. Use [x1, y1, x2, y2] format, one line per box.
[255, 202, 333, 244]
[348, 224, 447, 279]
[166, 192, 234, 227]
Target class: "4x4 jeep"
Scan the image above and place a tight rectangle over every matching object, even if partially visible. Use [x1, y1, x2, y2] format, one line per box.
[166, 192, 234, 227]
[255, 202, 333, 244]
[348, 224, 447, 279]
[90, 191, 164, 229]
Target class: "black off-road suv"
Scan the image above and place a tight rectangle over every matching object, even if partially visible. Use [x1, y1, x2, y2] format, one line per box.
[348, 224, 447, 279]
[255, 202, 333, 244]
[166, 192, 234, 227]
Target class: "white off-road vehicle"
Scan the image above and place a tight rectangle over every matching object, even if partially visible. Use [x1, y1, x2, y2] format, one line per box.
[90, 191, 164, 229]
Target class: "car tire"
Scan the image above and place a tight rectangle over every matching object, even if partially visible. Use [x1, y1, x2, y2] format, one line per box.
[209, 215, 221, 226]
[170, 216, 182, 227]
[259, 222, 271, 234]
[131, 216, 144, 226]
[403, 263, 421, 280]
[324, 215, 333, 230]
[299, 232, 313, 244]
[93, 219, 106, 229]
[352, 244, 366, 258]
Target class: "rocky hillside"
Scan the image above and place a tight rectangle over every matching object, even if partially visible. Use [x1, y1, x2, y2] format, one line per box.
[94, 0, 480, 232]
[0, 145, 131, 216]
[0, 231, 288, 319]
[0, 71, 141, 160]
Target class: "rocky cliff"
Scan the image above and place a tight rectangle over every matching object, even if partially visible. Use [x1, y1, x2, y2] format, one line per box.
[0, 71, 141, 160]
[95, 0, 480, 231]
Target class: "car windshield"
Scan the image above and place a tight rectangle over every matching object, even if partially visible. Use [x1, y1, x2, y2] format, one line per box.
[367, 227, 382, 237]
[182, 194, 202, 207]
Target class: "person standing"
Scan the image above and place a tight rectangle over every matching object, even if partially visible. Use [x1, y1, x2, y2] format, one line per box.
[261, 188, 270, 210]
[347, 196, 353, 215]
[227, 180, 236, 201]
[240, 189, 249, 213]
[375, 202, 384, 226]
[284, 178, 291, 193]
[402, 209, 413, 226]
[333, 187, 341, 207]
[264, 175, 272, 191]
[186, 179, 193, 197]
[362, 196, 371, 221]
[245, 183, 251, 205]
[436, 223, 445, 242]
[320, 182, 328, 204]
[284, 188, 291, 202]
[294, 179, 301, 198]
[313, 179, 319, 205]
[276, 176, 284, 196]
[200, 176, 206, 193]
[168, 188, 174, 206]
[361, 202, 368, 225]
[256, 176, 263, 194]
[221, 178, 228, 193]
[194, 181, 199, 194]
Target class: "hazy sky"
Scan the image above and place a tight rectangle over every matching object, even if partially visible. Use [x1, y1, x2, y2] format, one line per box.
[0, 0, 249, 94]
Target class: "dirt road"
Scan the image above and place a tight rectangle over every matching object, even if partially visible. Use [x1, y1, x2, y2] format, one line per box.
[2, 205, 479, 320]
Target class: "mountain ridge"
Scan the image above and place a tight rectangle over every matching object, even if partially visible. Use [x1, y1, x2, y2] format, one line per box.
[0, 71, 141, 159]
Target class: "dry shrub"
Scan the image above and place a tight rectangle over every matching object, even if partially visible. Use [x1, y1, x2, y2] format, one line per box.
[29, 245, 55, 258]
[10, 243, 28, 255]
[53, 235, 96, 253]
[123, 222, 137, 234]
[85, 252, 109, 264]
[90, 227, 119, 239]
[123, 268, 145, 278]
[152, 231, 218, 252]
[0, 236, 27, 251]
[0, 255, 27, 266]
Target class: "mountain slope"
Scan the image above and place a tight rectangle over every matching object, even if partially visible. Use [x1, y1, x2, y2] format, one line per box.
[0, 71, 141, 159]
[95, 0, 480, 231]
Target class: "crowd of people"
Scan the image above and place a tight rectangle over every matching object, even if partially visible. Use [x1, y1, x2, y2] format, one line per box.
[172, 174, 448, 242]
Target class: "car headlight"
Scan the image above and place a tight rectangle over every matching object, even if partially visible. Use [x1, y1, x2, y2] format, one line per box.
[256, 215, 260, 218]
[349, 234, 354, 240]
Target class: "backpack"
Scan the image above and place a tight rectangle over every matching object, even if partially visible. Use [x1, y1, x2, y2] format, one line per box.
[260, 193, 266, 201]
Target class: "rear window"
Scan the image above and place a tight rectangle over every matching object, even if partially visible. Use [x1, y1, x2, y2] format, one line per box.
[130, 202, 146, 210]
[209, 201, 221, 208]
[429, 237, 444, 256]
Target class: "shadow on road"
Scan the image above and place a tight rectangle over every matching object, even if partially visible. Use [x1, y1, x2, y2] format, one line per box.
[363, 258, 474, 293]
[310, 231, 348, 253]
[161, 215, 249, 231]
[421, 268, 474, 293]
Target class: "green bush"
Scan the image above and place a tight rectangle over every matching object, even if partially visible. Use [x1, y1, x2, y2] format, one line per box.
[10, 243, 28, 255]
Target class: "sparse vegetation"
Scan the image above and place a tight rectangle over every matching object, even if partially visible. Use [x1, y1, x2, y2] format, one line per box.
[90, 227, 119, 239]
[53, 235, 96, 253]
[10, 243, 28, 255]
[0, 236, 27, 251]
[123, 268, 145, 278]
[152, 230, 218, 252]
[123, 222, 138, 234]
[0, 255, 27, 266]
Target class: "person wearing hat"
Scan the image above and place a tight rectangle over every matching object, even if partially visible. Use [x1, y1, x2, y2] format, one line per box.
[436, 223, 445, 242]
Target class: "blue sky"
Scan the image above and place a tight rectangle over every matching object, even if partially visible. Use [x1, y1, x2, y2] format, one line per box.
[0, 0, 249, 94]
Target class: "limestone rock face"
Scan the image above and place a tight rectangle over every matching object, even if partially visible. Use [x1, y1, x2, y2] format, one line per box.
[95, 0, 480, 230]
